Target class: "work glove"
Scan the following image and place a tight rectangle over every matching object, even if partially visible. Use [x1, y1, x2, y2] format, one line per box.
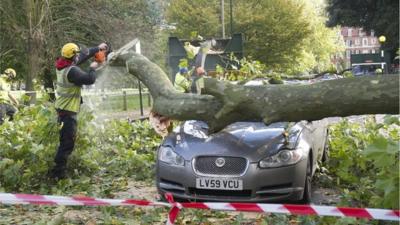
[98, 43, 108, 51]
[90, 61, 99, 69]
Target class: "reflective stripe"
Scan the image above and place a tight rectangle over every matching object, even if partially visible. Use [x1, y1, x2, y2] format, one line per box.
[56, 82, 75, 88]
[0, 76, 11, 103]
[57, 92, 80, 98]
[55, 66, 81, 112]
[174, 73, 190, 93]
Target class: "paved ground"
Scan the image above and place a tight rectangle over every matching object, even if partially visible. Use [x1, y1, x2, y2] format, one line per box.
[113, 177, 341, 206]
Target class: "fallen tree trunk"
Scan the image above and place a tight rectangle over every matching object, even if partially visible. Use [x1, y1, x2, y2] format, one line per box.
[109, 51, 399, 132]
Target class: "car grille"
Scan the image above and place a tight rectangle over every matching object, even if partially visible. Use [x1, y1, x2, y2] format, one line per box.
[194, 156, 247, 176]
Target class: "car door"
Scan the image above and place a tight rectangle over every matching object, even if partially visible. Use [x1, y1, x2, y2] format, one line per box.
[302, 122, 317, 167]
[308, 119, 328, 162]
[302, 120, 327, 175]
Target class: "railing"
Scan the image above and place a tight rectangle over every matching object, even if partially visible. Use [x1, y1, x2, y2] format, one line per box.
[82, 89, 152, 114]
[9, 89, 152, 116]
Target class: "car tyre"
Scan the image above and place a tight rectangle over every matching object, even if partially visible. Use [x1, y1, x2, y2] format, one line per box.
[299, 157, 312, 204]
[157, 190, 167, 202]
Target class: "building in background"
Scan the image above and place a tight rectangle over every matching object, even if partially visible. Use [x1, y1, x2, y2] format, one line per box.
[340, 27, 381, 68]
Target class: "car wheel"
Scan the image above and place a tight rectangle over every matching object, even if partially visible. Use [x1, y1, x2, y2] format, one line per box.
[322, 130, 329, 163]
[299, 157, 312, 204]
[158, 190, 168, 202]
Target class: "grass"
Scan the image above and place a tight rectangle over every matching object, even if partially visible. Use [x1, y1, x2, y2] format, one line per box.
[84, 93, 152, 112]
[12, 89, 151, 113]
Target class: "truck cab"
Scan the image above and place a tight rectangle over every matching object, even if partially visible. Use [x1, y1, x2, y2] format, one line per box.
[350, 53, 390, 75]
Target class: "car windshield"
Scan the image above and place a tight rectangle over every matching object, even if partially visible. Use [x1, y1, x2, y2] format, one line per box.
[224, 121, 288, 129]
[178, 121, 289, 138]
[265, 122, 288, 128]
[179, 120, 209, 139]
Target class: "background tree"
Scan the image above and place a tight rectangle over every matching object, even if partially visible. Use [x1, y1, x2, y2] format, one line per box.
[166, 0, 221, 38]
[293, 1, 345, 73]
[0, 0, 166, 97]
[166, 0, 344, 74]
[43, 0, 165, 90]
[0, 0, 48, 92]
[326, 0, 399, 58]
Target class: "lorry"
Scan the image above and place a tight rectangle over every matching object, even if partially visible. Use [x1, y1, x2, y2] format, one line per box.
[350, 52, 392, 75]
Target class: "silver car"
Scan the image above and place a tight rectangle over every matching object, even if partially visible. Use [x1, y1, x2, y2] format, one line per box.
[156, 120, 329, 203]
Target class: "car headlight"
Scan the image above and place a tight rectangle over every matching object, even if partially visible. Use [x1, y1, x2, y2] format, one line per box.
[159, 146, 185, 166]
[283, 129, 300, 149]
[259, 148, 305, 168]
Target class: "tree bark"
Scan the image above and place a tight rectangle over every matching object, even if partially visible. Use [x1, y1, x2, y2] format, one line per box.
[109, 51, 399, 132]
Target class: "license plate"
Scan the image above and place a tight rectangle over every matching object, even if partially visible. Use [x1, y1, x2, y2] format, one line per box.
[196, 177, 243, 190]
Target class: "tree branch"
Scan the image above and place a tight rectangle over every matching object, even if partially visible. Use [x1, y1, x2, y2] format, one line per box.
[110, 51, 399, 132]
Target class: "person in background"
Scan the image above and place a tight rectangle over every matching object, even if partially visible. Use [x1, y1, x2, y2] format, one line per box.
[189, 39, 216, 94]
[0, 68, 18, 124]
[174, 67, 190, 93]
[352, 65, 363, 76]
[375, 68, 383, 75]
[49, 42, 108, 179]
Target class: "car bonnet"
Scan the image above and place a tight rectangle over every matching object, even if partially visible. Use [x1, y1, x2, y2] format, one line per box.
[171, 122, 289, 161]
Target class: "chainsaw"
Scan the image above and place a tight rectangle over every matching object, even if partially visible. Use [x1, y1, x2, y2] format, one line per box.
[94, 42, 112, 64]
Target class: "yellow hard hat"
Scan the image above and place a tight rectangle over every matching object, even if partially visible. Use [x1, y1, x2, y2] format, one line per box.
[4, 68, 16, 78]
[61, 43, 80, 58]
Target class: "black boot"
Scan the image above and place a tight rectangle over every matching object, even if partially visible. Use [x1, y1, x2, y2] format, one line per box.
[48, 165, 67, 180]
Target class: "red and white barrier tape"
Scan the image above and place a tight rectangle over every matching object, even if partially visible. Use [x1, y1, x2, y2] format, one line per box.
[165, 193, 182, 225]
[179, 202, 399, 221]
[0, 193, 398, 224]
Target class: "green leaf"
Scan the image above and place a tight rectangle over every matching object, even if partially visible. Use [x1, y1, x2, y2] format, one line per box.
[384, 115, 400, 125]
[363, 137, 399, 168]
